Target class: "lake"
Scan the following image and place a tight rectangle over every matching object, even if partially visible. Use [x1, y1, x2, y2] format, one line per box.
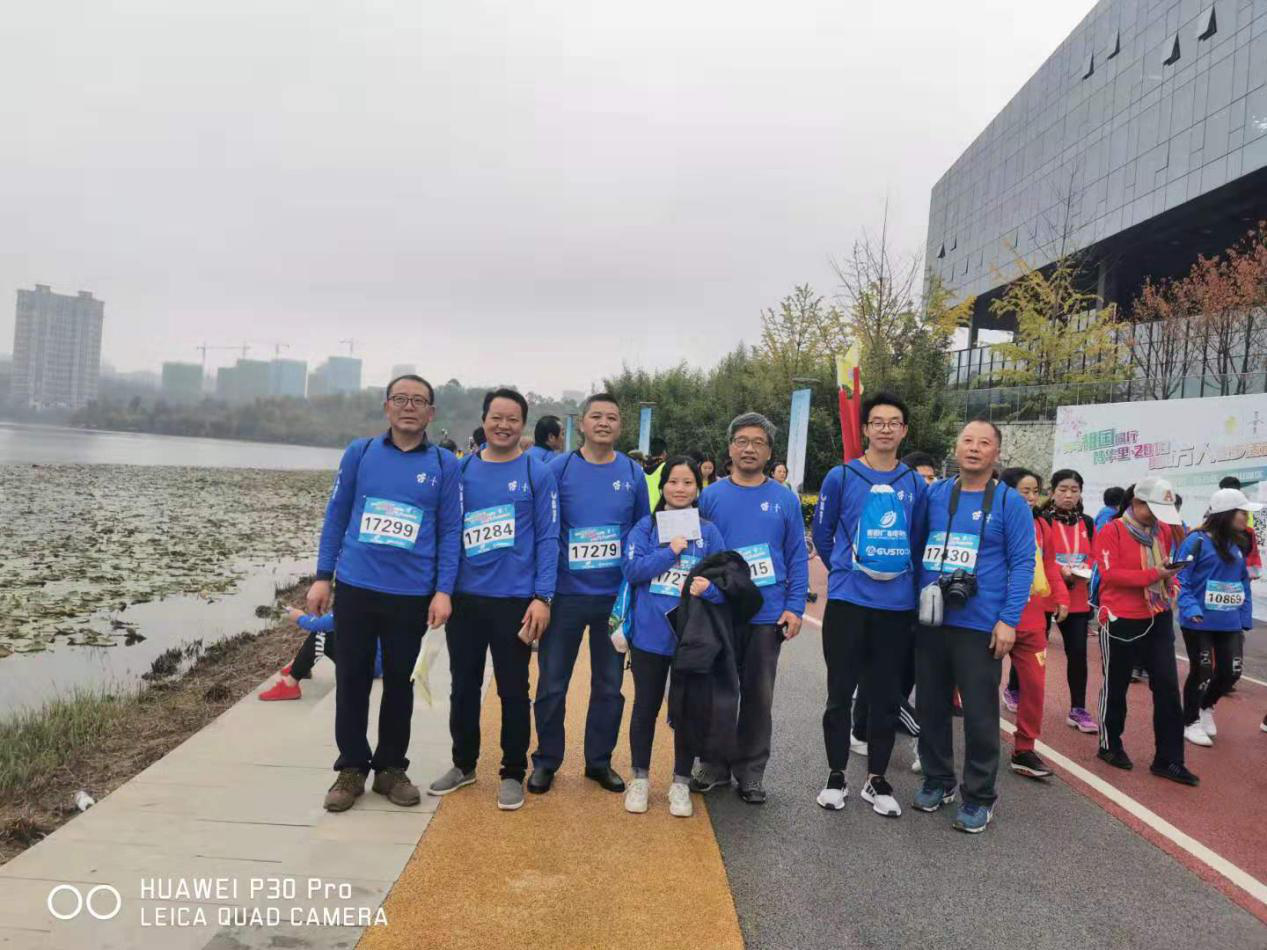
[0, 421, 345, 470]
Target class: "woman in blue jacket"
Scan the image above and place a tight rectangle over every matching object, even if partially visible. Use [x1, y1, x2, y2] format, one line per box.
[1176, 487, 1259, 747]
[621, 455, 727, 818]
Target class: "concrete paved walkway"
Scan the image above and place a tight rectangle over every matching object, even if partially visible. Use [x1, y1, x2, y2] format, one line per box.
[0, 637, 456, 950]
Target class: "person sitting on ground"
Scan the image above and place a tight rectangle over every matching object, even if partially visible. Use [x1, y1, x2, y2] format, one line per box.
[621, 455, 727, 818]
[1176, 488, 1257, 748]
[259, 608, 336, 701]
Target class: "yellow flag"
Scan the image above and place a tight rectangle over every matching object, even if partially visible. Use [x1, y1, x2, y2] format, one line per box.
[836, 343, 862, 396]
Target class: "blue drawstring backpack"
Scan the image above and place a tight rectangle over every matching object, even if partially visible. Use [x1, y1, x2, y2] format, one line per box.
[853, 483, 912, 580]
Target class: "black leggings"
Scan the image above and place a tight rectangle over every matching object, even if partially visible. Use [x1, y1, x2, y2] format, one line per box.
[1056, 612, 1091, 709]
[629, 647, 694, 780]
[290, 629, 337, 680]
[1180, 627, 1243, 724]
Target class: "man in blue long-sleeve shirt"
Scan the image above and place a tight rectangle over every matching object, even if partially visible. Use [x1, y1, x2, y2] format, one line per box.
[427, 388, 559, 812]
[308, 374, 461, 813]
[911, 419, 1035, 834]
[695, 412, 808, 804]
[527, 393, 651, 795]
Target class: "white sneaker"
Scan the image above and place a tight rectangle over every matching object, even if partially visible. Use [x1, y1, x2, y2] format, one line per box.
[861, 776, 902, 817]
[1199, 707, 1217, 737]
[668, 781, 693, 817]
[850, 736, 869, 757]
[816, 773, 848, 810]
[1184, 722, 1213, 747]
[910, 737, 922, 774]
[624, 777, 649, 813]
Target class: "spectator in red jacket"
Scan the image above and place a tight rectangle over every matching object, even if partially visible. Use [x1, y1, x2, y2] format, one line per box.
[1092, 477, 1198, 786]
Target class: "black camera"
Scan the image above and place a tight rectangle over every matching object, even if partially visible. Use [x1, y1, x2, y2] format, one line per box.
[937, 569, 977, 607]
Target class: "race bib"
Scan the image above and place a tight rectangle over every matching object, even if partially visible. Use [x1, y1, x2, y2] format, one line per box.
[568, 525, 622, 570]
[1056, 553, 1088, 568]
[463, 504, 516, 555]
[922, 531, 979, 573]
[736, 543, 777, 587]
[359, 498, 422, 548]
[1205, 580, 1244, 611]
[650, 554, 699, 597]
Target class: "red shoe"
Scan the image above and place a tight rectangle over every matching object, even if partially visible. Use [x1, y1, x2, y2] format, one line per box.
[259, 680, 301, 701]
[281, 664, 292, 676]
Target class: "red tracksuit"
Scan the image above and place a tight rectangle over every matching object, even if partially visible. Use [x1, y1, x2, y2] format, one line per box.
[1012, 517, 1069, 752]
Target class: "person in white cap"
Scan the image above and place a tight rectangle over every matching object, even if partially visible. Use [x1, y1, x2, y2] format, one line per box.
[1175, 487, 1259, 746]
[1090, 477, 1198, 786]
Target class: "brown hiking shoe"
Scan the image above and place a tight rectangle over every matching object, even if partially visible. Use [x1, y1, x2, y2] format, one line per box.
[324, 769, 366, 812]
[372, 767, 422, 806]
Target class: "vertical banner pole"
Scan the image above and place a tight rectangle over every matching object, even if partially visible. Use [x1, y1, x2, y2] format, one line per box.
[787, 388, 812, 494]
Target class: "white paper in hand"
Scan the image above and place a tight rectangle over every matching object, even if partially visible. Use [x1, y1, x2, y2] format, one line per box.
[656, 507, 701, 543]
[410, 629, 445, 706]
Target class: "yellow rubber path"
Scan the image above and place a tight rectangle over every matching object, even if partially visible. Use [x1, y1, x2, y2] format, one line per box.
[359, 639, 744, 950]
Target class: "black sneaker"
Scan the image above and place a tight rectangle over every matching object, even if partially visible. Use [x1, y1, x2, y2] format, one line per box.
[1150, 761, 1199, 786]
[1097, 747, 1133, 770]
[1010, 750, 1053, 779]
[737, 785, 767, 804]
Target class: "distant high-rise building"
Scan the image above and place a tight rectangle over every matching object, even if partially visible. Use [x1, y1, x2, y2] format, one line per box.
[390, 363, 417, 380]
[216, 365, 238, 401]
[11, 285, 104, 410]
[269, 358, 307, 398]
[310, 356, 362, 396]
[161, 362, 204, 404]
[234, 359, 270, 402]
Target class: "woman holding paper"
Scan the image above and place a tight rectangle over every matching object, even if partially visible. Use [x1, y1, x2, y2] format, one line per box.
[621, 455, 727, 817]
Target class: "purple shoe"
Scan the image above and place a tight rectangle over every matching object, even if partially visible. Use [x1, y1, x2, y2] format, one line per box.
[1002, 688, 1019, 714]
[1066, 707, 1098, 733]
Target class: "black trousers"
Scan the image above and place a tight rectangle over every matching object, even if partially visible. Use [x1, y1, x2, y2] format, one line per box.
[332, 582, 431, 774]
[629, 647, 695, 778]
[702, 623, 784, 787]
[290, 629, 337, 680]
[446, 594, 533, 780]
[1180, 626, 1243, 724]
[1098, 611, 1184, 767]
[1056, 611, 1091, 709]
[823, 600, 915, 776]
[916, 624, 1002, 807]
[852, 649, 919, 740]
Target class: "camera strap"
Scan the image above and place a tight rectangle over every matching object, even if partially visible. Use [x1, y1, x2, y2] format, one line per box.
[936, 477, 997, 572]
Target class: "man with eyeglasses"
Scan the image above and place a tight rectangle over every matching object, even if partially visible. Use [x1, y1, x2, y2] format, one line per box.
[309, 374, 461, 813]
[811, 392, 927, 817]
[694, 412, 808, 803]
[528, 393, 650, 795]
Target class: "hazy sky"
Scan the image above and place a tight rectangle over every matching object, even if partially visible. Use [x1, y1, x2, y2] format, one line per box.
[1, 1, 1094, 397]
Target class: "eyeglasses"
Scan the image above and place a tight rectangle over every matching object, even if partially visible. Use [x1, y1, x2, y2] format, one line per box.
[388, 395, 431, 409]
[867, 420, 905, 431]
[732, 437, 770, 450]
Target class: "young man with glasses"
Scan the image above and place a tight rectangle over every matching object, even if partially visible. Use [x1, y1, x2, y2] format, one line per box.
[811, 393, 927, 817]
[310, 374, 461, 813]
[694, 412, 809, 803]
[528, 393, 650, 795]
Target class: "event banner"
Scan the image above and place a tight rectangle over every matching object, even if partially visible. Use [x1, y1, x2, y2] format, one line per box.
[786, 388, 812, 494]
[638, 405, 653, 456]
[1053, 393, 1267, 613]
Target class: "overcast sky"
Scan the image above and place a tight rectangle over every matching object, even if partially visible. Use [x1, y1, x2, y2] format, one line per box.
[1, 0, 1094, 397]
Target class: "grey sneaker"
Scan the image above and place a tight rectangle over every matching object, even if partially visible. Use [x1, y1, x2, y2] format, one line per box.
[497, 777, 525, 811]
[427, 766, 477, 797]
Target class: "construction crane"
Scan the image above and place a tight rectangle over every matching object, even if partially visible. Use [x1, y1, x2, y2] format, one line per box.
[255, 341, 291, 358]
[338, 338, 357, 355]
[194, 343, 242, 375]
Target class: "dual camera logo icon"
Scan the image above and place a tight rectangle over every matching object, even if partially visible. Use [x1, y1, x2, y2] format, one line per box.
[47, 884, 122, 921]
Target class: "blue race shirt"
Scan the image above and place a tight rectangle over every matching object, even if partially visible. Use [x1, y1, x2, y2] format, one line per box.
[550, 450, 652, 597]
[296, 612, 335, 633]
[527, 445, 561, 464]
[317, 433, 461, 597]
[916, 479, 1035, 633]
[1094, 505, 1117, 532]
[700, 477, 809, 624]
[812, 460, 927, 611]
[456, 451, 559, 599]
[622, 514, 727, 656]
[1176, 530, 1253, 631]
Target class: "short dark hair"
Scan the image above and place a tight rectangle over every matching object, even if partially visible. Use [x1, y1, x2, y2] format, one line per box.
[901, 451, 936, 471]
[649, 436, 667, 457]
[862, 391, 909, 426]
[1219, 476, 1242, 490]
[1103, 486, 1126, 507]
[655, 455, 704, 514]
[581, 392, 620, 416]
[472, 426, 485, 444]
[439, 438, 458, 453]
[482, 387, 528, 422]
[1050, 468, 1084, 489]
[1001, 467, 1041, 491]
[534, 414, 562, 447]
[962, 417, 1003, 445]
[385, 373, 435, 404]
